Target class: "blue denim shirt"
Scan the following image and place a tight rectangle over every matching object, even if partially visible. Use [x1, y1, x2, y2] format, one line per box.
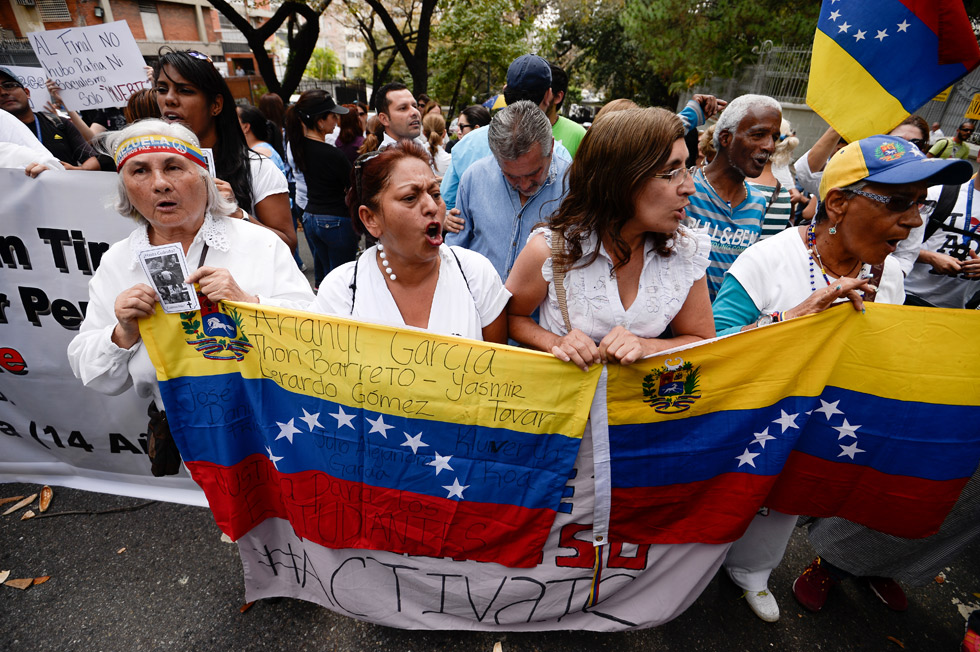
[447, 150, 571, 280]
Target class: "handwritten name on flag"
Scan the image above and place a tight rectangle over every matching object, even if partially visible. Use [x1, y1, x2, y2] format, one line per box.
[141, 302, 599, 569]
[595, 303, 980, 546]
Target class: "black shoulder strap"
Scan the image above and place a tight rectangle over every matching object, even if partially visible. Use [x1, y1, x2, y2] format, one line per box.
[761, 181, 782, 217]
[348, 253, 360, 314]
[447, 246, 473, 297]
[924, 183, 961, 241]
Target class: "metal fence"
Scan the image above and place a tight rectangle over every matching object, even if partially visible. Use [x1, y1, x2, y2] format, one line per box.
[295, 77, 367, 105]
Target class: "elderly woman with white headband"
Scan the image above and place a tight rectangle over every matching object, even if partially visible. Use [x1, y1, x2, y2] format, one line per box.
[68, 119, 313, 474]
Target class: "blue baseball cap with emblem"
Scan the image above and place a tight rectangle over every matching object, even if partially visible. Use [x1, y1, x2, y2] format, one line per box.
[819, 134, 973, 200]
[506, 55, 552, 96]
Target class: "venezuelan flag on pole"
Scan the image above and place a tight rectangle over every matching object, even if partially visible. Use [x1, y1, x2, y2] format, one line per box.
[141, 302, 599, 569]
[807, 0, 980, 142]
[594, 304, 980, 546]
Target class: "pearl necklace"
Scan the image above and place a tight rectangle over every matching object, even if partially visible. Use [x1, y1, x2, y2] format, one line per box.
[377, 243, 396, 281]
[805, 223, 870, 292]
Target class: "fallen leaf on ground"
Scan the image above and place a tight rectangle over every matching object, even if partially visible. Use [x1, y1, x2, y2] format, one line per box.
[0, 496, 25, 508]
[117, 547, 126, 554]
[0, 570, 9, 584]
[936, 573, 947, 584]
[974, 593, 980, 599]
[20, 510, 35, 520]
[2, 494, 37, 516]
[240, 601, 254, 613]
[33, 576, 50, 585]
[4, 578, 33, 590]
[493, 643, 504, 652]
[220, 533, 234, 544]
[886, 635, 905, 648]
[38, 486, 52, 513]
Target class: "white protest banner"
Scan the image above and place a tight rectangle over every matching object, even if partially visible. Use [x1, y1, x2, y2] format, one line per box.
[0, 168, 204, 505]
[3, 66, 52, 111]
[27, 21, 149, 111]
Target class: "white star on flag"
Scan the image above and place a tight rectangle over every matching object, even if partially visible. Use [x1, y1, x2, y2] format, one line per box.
[834, 419, 861, 440]
[854, 30, 866, 42]
[875, 29, 888, 41]
[330, 405, 356, 430]
[428, 452, 454, 475]
[443, 478, 469, 499]
[838, 442, 866, 459]
[735, 448, 761, 468]
[829, 10, 840, 20]
[897, 20, 909, 32]
[838, 21, 851, 33]
[275, 418, 300, 444]
[266, 445, 283, 468]
[773, 409, 800, 433]
[814, 399, 844, 420]
[299, 408, 321, 431]
[366, 414, 394, 438]
[751, 427, 776, 449]
[401, 431, 428, 454]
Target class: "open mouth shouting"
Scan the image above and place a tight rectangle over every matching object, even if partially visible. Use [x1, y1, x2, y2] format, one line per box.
[425, 221, 443, 247]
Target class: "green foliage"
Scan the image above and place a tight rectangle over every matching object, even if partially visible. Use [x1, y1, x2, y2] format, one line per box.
[552, 0, 674, 107]
[304, 46, 342, 80]
[428, 0, 535, 113]
[619, 0, 819, 93]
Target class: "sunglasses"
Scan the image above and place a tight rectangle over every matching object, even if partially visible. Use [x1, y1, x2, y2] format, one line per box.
[849, 189, 937, 216]
[186, 50, 214, 64]
[651, 166, 695, 186]
[0, 80, 24, 90]
[357, 111, 367, 117]
[353, 150, 384, 204]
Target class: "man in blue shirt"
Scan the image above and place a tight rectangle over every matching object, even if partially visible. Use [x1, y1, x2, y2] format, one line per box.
[448, 100, 571, 280]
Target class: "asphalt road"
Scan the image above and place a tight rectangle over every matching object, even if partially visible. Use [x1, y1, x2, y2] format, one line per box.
[1, 482, 978, 652]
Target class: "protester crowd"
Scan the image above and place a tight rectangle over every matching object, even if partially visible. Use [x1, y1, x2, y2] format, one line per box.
[3, 46, 980, 647]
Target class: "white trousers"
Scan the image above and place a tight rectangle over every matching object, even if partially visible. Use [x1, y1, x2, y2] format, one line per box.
[724, 510, 797, 592]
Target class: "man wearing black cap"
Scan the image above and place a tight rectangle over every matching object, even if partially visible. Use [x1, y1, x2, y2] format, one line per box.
[0, 66, 98, 170]
[440, 54, 571, 210]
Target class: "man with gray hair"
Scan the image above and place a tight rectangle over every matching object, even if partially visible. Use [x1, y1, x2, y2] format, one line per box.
[447, 100, 571, 280]
[684, 93, 782, 299]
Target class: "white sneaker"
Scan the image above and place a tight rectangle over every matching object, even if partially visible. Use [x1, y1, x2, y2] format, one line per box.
[744, 588, 780, 622]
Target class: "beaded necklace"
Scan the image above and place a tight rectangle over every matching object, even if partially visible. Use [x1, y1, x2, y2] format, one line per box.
[805, 223, 870, 292]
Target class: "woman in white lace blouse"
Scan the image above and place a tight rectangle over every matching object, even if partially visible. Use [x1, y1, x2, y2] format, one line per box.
[506, 107, 715, 369]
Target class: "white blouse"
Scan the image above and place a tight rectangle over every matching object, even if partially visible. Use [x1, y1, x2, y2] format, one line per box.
[533, 225, 712, 341]
[312, 244, 511, 341]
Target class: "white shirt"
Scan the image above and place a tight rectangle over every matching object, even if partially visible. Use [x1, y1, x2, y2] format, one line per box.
[905, 182, 980, 308]
[793, 148, 822, 197]
[312, 244, 510, 340]
[430, 144, 451, 176]
[727, 226, 905, 312]
[247, 150, 289, 214]
[533, 225, 712, 340]
[930, 127, 946, 146]
[67, 214, 314, 406]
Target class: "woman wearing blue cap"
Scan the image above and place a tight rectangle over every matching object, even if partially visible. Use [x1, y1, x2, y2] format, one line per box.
[710, 134, 973, 622]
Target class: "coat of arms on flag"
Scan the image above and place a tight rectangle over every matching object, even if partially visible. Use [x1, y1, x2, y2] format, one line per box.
[642, 357, 702, 413]
[180, 294, 252, 361]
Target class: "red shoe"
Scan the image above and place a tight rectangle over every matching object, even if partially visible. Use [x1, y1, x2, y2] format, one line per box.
[792, 557, 838, 612]
[867, 576, 907, 611]
[963, 628, 980, 652]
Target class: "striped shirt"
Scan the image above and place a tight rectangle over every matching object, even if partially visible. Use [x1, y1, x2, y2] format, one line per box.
[751, 182, 794, 241]
[685, 166, 767, 300]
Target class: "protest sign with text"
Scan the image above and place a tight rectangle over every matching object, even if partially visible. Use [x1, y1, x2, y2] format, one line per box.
[27, 21, 148, 111]
[2, 66, 52, 111]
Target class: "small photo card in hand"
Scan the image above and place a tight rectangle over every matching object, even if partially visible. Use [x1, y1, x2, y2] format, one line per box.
[138, 245, 200, 314]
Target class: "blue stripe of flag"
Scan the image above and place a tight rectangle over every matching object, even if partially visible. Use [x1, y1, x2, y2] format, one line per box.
[609, 386, 980, 488]
[160, 373, 581, 510]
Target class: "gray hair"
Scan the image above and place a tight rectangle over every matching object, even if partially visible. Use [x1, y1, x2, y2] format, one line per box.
[487, 100, 553, 162]
[770, 118, 799, 168]
[712, 94, 782, 150]
[97, 119, 236, 222]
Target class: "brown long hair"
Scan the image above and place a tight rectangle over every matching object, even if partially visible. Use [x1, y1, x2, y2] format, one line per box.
[550, 107, 684, 272]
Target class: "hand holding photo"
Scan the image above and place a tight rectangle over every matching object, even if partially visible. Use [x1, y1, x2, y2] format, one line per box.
[138, 245, 200, 314]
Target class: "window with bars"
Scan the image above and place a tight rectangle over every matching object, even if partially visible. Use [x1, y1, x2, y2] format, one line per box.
[36, 0, 71, 22]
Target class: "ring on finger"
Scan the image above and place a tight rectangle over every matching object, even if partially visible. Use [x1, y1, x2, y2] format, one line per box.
[835, 284, 842, 291]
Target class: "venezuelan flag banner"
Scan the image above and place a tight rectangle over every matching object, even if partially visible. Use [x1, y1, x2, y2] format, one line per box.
[595, 303, 980, 546]
[807, 0, 980, 142]
[141, 302, 599, 569]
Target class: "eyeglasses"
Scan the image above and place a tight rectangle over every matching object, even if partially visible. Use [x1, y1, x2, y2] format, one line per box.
[651, 166, 695, 185]
[0, 81, 24, 90]
[907, 138, 926, 150]
[353, 150, 384, 204]
[849, 189, 937, 216]
[458, 121, 473, 132]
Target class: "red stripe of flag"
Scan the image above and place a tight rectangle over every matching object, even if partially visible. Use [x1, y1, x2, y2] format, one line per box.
[185, 456, 554, 568]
